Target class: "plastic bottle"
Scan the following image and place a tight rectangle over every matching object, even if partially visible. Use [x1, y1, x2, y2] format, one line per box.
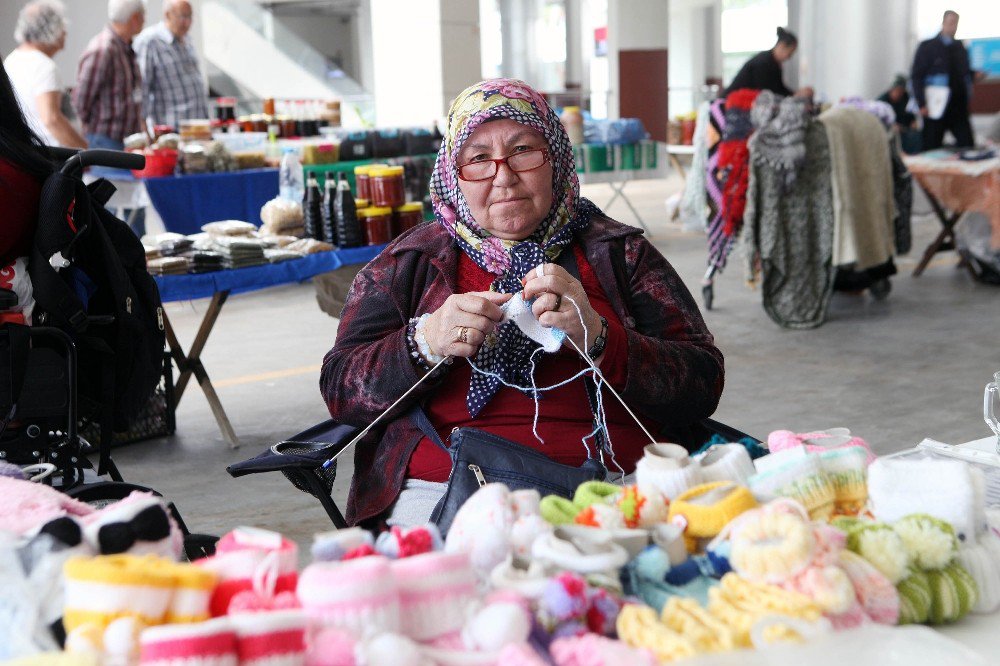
[278, 148, 304, 202]
[303, 172, 323, 240]
[333, 172, 363, 248]
[321, 177, 338, 245]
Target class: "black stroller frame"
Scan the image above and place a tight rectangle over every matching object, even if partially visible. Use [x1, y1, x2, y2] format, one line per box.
[1, 148, 215, 559]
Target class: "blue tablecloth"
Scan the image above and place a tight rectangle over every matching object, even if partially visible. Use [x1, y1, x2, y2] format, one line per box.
[153, 245, 384, 303]
[143, 168, 279, 235]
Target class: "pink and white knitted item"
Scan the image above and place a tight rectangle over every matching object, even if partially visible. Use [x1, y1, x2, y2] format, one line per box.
[391, 551, 478, 641]
[549, 633, 657, 666]
[229, 609, 307, 666]
[80, 492, 184, 560]
[0, 477, 94, 536]
[374, 524, 442, 559]
[305, 627, 357, 666]
[139, 617, 238, 666]
[297, 556, 400, 638]
[839, 549, 900, 624]
[767, 428, 876, 465]
[197, 529, 299, 617]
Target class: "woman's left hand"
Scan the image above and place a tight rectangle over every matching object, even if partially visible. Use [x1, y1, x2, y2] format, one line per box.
[521, 263, 603, 358]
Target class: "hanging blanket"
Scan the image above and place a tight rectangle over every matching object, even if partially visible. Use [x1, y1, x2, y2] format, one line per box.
[718, 89, 760, 239]
[704, 99, 731, 271]
[680, 101, 711, 231]
[818, 107, 896, 271]
[743, 120, 836, 329]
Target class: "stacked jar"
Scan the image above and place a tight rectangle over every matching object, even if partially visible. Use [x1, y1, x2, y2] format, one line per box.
[370, 166, 406, 209]
[393, 202, 424, 237]
[357, 206, 394, 245]
[353, 164, 386, 202]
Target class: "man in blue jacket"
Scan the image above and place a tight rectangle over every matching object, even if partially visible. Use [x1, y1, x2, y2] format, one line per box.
[910, 10, 984, 150]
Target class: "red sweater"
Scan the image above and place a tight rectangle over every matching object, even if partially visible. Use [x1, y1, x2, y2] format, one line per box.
[0, 158, 41, 266]
[406, 245, 654, 481]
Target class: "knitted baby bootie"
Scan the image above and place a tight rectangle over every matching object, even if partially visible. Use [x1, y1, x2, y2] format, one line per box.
[667, 482, 758, 553]
[749, 447, 836, 521]
[391, 551, 478, 642]
[198, 528, 299, 617]
[229, 609, 307, 666]
[297, 556, 401, 639]
[311, 528, 375, 562]
[139, 617, 238, 666]
[635, 443, 703, 501]
[696, 444, 756, 486]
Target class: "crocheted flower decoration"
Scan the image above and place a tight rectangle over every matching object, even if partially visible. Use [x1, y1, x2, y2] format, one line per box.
[539, 572, 589, 623]
[585, 587, 623, 636]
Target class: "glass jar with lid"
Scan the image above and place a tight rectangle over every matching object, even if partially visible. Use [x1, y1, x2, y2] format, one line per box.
[357, 206, 394, 245]
[370, 165, 406, 208]
[393, 202, 424, 236]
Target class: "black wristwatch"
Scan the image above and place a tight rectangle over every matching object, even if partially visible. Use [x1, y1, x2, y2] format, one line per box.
[587, 316, 609, 360]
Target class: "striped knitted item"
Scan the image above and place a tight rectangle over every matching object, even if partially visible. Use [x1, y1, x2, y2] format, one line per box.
[838, 550, 900, 625]
[196, 530, 299, 617]
[297, 556, 401, 639]
[229, 610, 306, 666]
[63, 555, 177, 633]
[139, 617, 238, 666]
[166, 564, 217, 624]
[390, 551, 478, 641]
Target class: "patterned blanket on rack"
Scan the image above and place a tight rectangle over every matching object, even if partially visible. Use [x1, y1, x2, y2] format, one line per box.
[704, 99, 730, 271]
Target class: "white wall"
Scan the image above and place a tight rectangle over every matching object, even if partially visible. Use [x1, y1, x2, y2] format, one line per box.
[273, 13, 357, 81]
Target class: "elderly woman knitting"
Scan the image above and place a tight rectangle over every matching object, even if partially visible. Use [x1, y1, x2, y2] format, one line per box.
[321, 79, 724, 528]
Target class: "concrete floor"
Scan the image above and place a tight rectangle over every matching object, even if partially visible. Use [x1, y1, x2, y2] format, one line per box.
[111, 174, 999, 546]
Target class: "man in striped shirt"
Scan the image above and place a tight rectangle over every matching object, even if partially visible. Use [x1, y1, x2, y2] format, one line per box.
[134, 0, 207, 131]
[74, 0, 145, 148]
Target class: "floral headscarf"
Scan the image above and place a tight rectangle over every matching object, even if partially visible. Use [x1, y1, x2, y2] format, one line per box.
[430, 78, 599, 416]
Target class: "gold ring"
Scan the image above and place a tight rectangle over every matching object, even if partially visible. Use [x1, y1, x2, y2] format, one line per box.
[459, 326, 469, 344]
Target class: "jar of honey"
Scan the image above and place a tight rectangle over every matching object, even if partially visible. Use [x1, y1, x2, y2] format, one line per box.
[355, 198, 369, 209]
[393, 202, 424, 237]
[358, 206, 394, 246]
[370, 165, 406, 208]
[353, 165, 373, 201]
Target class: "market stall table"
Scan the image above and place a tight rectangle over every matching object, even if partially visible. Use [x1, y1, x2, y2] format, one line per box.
[902, 152, 1000, 277]
[153, 246, 384, 448]
[577, 143, 669, 233]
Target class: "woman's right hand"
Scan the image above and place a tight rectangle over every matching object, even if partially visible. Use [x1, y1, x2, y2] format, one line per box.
[422, 291, 512, 358]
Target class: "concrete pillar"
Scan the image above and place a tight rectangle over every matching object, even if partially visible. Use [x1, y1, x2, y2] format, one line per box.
[499, 0, 539, 83]
[792, 0, 916, 103]
[369, 0, 481, 127]
[565, 0, 584, 89]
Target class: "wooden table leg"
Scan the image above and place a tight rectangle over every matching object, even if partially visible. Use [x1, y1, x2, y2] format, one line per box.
[913, 183, 963, 277]
[162, 291, 240, 448]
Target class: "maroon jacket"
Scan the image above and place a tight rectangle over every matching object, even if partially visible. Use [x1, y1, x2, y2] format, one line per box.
[320, 214, 724, 526]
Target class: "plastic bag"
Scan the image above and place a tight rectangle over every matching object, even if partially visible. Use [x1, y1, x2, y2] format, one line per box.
[957, 213, 1000, 285]
[583, 118, 649, 145]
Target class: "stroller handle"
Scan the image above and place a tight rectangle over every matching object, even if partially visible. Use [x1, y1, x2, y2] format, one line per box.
[57, 149, 146, 175]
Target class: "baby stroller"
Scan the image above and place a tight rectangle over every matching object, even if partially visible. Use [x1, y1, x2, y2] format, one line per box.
[1, 148, 215, 559]
[228, 415, 761, 530]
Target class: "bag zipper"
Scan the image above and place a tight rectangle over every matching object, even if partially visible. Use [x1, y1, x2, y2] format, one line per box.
[468, 463, 487, 487]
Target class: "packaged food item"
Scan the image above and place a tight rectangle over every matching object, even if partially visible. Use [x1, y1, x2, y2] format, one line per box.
[179, 142, 210, 174]
[234, 152, 267, 170]
[179, 118, 212, 141]
[353, 164, 385, 201]
[370, 165, 405, 208]
[260, 197, 304, 235]
[202, 220, 257, 237]
[284, 238, 334, 254]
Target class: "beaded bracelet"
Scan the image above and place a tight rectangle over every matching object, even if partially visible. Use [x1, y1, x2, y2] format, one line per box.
[405, 314, 449, 372]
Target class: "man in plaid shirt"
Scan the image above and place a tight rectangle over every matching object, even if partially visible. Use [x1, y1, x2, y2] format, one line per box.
[73, 0, 145, 149]
[134, 0, 207, 131]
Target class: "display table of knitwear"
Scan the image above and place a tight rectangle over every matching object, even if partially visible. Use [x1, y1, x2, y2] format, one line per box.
[902, 153, 1000, 276]
[152, 245, 384, 448]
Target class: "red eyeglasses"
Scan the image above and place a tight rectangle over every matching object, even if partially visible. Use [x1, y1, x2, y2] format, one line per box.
[457, 148, 550, 181]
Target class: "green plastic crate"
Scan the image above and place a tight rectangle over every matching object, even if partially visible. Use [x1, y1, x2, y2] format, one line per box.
[617, 143, 642, 170]
[641, 140, 658, 169]
[580, 144, 615, 172]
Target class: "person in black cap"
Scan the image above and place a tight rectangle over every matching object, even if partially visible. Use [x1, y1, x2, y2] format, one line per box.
[724, 27, 813, 99]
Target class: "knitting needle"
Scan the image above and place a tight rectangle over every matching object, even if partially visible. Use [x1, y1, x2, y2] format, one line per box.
[322, 355, 452, 469]
[562, 334, 658, 445]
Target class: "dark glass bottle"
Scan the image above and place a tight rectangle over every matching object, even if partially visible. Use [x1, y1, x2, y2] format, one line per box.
[334, 172, 363, 248]
[321, 177, 338, 246]
[303, 172, 323, 240]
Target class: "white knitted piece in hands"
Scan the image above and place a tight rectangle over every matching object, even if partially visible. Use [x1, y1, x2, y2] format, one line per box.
[501, 293, 565, 353]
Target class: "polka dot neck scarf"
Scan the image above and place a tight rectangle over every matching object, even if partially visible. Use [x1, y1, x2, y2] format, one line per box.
[430, 78, 599, 416]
